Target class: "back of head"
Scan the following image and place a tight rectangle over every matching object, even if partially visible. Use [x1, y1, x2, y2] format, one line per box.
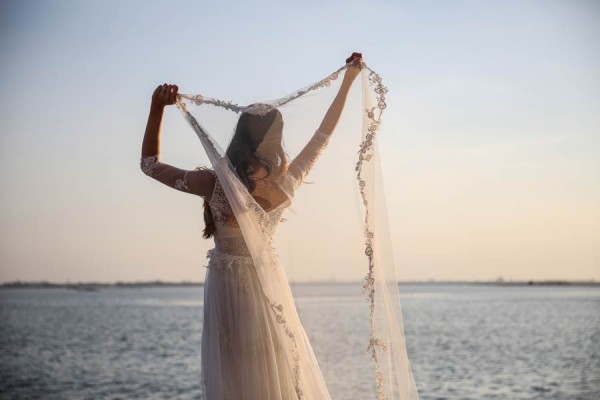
[225, 106, 287, 190]
[203, 105, 287, 238]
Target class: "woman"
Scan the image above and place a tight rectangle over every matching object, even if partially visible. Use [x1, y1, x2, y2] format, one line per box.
[140, 53, 363, 399]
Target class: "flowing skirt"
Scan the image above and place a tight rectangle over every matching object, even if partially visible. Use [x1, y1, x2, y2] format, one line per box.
[201, 256, 298, 400]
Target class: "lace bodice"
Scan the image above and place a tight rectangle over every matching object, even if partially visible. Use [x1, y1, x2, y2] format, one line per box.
[206, 169, 285, 254]
[141, 130, 330, 270]
[207, 172, 286, 236]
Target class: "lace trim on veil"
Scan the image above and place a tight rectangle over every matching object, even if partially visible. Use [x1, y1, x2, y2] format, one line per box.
[357, 68, 391, 399]
[176, 61, 418, 400]
[178, 67, 345, 116]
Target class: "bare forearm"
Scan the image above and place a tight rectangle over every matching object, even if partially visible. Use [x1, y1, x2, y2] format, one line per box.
[141, 84, 179, 158]
[317, 74, 356, 136]
[141, 103, 165, 157]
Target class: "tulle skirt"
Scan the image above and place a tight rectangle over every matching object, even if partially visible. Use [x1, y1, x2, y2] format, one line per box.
[201, 255, 298, 400]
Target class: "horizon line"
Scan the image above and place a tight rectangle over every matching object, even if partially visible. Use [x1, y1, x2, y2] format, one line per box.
[1, 278, 598, 288]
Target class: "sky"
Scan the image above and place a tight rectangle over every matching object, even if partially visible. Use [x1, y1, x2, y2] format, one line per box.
[0, 0, 598, 283]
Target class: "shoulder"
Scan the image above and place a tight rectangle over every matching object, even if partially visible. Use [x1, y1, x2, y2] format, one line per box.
[195, 165, 216, 175]
[190, 166, 217, 198]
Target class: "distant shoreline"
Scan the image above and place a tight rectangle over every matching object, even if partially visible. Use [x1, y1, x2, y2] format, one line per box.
[0, 280, 598, 290]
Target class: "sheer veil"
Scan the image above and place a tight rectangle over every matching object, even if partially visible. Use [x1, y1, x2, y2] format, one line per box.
[176, 59, 419, 400]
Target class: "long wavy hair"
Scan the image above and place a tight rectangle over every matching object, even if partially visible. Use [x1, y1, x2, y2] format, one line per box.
[203, 107, 287, 238]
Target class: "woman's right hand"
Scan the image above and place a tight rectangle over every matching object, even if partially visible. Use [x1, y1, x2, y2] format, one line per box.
[344, 52, 363, 81]
[151, 84, 179, 109]
[346, 52, 362, 65]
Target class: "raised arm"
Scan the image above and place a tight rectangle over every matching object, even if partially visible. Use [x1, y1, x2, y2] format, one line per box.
[288, 53, 363, 186]
[316, 53, 363, 137]
[140, 84, 215, 198]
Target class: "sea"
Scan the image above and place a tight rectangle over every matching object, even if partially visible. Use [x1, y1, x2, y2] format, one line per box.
[0, 283, 598, 400]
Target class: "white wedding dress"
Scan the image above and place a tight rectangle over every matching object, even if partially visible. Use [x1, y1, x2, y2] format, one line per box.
[141, 130, 332, 399]
[141, 61, 419, 400]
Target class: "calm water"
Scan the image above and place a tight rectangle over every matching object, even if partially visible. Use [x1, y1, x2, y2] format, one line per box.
[1, 284, 598, 399]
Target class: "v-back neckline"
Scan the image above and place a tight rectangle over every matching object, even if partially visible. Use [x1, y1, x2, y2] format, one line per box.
[208, 173, 290, 215]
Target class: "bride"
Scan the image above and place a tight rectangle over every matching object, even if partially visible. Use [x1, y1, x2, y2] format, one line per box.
[141, 53, 363, 399]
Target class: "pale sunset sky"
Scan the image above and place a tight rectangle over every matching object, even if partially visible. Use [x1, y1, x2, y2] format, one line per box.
[0, 1, 598, 283]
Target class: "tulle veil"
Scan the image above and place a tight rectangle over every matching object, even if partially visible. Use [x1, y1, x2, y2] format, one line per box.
[175, 60, 419, 400]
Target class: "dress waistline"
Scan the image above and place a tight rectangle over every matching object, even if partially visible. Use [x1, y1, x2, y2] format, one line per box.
[205, 248, 253, 272]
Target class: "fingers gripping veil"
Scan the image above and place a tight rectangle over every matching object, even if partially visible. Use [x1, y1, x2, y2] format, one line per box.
[175, 59, 419, 400]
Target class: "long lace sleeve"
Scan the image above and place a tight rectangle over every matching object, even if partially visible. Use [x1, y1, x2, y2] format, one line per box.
[287, 130, 331, 189]
[140, 154, 214, 198]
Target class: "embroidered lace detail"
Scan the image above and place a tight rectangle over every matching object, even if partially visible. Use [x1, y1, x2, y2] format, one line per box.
[245, 199, 269, 232]
[174, 172, 189, 190]
[178, 63, 348, 119]
[215, 237, 251, 256]
[357, 67, 390, 400]
[273, 68, 343, 109]
[206, 171, 284, 236]
[140, 155, 159, 177]
[173, 61, 416, 400]
[209, 178, 239, 227]
[268, 300, 304, 400]
[179, 94, 246, 114]
[205, 249, 253, 271]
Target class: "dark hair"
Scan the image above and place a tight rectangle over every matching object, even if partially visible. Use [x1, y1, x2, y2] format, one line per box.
[202, 107, 286, 238]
